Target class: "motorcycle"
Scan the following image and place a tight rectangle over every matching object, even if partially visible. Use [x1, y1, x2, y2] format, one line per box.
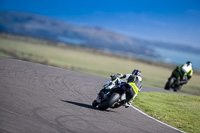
[92, 76, 128, 110]
[164, 68, 186, 92]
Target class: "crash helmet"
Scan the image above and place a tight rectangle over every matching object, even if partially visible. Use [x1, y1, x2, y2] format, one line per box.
[132, 69, 142, 76]
[182, 61, 192, 73]
[186, 61, 192, 66]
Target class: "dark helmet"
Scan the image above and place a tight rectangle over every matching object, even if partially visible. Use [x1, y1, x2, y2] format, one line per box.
[186, 61, 192, 66]
[132, 69, 142, 76]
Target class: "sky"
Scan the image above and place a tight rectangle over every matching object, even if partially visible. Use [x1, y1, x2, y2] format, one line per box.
[0, 0, 200, 48]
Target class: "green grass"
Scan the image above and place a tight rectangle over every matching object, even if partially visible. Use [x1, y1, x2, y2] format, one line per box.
[0, 51, 12, 57]
[0, 34, 199, 95]
[133, 92, 200, 133]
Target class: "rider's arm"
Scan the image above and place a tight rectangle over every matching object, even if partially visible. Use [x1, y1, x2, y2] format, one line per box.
[118, 74, 127, 79]
[187, 69, 193, 80]
[121, 75, 126, 79]
[121, 74, 132, 80]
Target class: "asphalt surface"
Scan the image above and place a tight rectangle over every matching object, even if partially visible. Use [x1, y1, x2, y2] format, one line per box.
[0, 57, 183, 133]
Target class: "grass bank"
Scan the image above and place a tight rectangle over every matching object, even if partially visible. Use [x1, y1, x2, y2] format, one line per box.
[133, 92, 200, 133]
[0, 33, 199, 95]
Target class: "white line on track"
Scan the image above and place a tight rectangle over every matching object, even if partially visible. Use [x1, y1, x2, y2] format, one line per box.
[131, 105, 186, 133]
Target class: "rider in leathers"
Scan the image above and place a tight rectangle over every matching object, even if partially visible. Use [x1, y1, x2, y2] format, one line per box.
[95, 69, 142, 108]
[170, 61, 193, 90]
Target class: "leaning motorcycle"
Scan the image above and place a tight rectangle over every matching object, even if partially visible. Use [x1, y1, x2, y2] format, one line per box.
[92, 77, 128, 110]
[165, 68, 185, 92]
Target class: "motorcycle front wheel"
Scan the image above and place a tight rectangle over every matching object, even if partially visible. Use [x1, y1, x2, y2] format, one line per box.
[92, 100, 99, 107]
[164, 77, 175, 90]
[98, 92, 120, 111]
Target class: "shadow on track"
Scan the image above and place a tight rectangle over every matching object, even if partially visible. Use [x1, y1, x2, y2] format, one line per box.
[61, 100, 115, 112]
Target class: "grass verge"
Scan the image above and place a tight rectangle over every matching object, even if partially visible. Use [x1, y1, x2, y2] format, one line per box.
[133, 92, 200, 133]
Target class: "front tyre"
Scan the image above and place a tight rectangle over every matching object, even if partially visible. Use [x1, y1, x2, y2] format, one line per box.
[92, 100, 99, 107]
[98, 93, 120, 111]
[164, 78, 174, 90]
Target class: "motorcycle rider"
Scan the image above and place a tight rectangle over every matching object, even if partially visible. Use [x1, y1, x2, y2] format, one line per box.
[94, 69, 142, 108]
[121, 69, 142, 108]
[170, 61, 193, 90]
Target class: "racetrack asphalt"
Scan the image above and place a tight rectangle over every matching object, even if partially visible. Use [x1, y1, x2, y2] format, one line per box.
[0, 57, 184, 133]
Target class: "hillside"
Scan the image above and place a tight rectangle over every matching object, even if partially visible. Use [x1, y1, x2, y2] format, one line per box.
[1, 11, 200, 59]
[0, 11, 157, 57]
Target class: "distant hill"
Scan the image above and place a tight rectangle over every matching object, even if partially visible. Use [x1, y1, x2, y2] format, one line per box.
[0, 11, 199, 58]
[0, 11, 157, 57]
[131, 37, 200, 55]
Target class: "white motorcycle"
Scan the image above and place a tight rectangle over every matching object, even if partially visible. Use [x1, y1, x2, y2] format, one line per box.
[92, 76, 129, 110]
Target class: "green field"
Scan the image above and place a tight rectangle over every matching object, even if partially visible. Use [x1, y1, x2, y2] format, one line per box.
[0, 33, 200, 133]
[133, 92, 200, 133]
